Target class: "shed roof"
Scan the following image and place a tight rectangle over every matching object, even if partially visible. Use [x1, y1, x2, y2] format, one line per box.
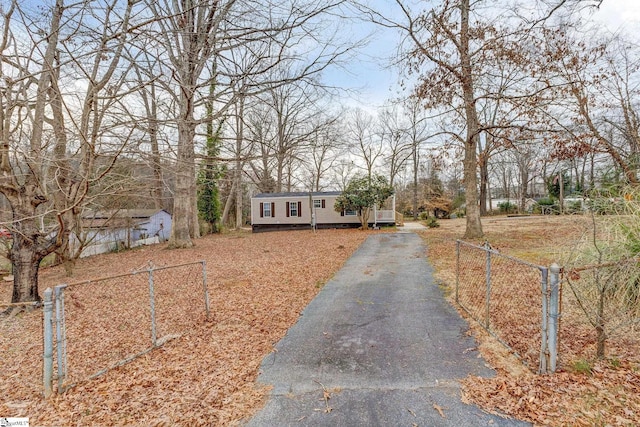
[82, 209, 168, 220]
[81, 209, 169, 229]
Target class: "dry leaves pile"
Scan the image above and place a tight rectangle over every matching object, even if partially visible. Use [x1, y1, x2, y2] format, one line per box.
[423, 215, 640, 426]
[0, 229, 371, 426]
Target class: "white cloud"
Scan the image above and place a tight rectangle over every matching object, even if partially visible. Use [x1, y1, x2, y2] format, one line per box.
[589, 0, 640, 33]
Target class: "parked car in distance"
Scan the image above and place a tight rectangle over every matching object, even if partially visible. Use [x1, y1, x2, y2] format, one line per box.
[0, 228, 12, 239]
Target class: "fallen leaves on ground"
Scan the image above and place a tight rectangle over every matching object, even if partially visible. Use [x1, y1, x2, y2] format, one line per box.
[4, 216, 640, 426]
[422, 216, 640, 426]
[461, 358, 640, 426]
[0, 229, 371, 426]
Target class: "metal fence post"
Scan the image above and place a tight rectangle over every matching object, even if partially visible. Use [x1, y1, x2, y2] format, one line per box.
[485, 242, 491, 330]
[549, 263, 561, 373]
[202, 261, 210, 319]
[148, 267, 157, 346]
[539, 267, 549, 374]
[55, 285, 67, 393]
[43, 288, 53, 398]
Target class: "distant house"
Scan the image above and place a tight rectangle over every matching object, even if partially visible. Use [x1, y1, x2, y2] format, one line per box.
[74, 209, 172, 257]
[250, 191, 396, 232]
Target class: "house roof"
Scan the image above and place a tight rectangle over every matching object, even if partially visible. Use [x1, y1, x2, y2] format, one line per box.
[253, 191, 342, 199]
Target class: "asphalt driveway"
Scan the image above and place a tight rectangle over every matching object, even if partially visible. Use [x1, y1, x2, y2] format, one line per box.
[245, 232, 530, 426]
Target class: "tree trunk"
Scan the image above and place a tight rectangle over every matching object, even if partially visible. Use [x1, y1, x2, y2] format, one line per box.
[463, 142, 482, 238]
[171, 151, 196, 247]
[235, 97, 245, 229]
[487, 180, 493, 212]
[502, 169, 509, 200]
[460, 0, 483, 239]
[11, 240, 44, 304]
[190, 168, 200, 238]
[360, 207, 370, 230]
[149, 116, 164, 210]
[6, 0, 61, 301]
[10, 204, 50, 303]
[413, 143, 419, 220]
[596, 285, 606, 359]
[221, 178, 236, 227]
[275, 154, 285, 193]
[235, 165, 243, 229]
[479, 152, 489, 216]
[520, 166, 529, 212]
[169, 81, 196, 248]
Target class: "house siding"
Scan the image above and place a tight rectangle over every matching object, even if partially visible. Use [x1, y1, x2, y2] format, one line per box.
[251, 192, 391, 232]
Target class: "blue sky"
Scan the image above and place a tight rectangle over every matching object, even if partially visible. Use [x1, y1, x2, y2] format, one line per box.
[319, 0, 411, 111]
[323, 0, 640, 111]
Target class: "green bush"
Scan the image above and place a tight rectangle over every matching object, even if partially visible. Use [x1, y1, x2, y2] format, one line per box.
[562, 187, 640, 359]
[497, 201, 517, 214]
[425, 217, 439, 228]
[533, 198, 559, 214]
[537, 197, 555, 206]
[567, 200, 584, 214]
[587, 197, 626, 215]
[419, 212, 429, 220]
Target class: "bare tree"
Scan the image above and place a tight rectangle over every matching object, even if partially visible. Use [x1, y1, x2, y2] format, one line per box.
[305, 115, 344, 191]
[145, 0, 353, 241]
[540, 31, 640, 185]
[128, 49, 171, 211]
[355, 0, 601, 238]
[144, 0, 238, 247]
[1, 0, 137, 302]
[245, 103, 276, 193]
[346, 108, 383, 178]
[264, 75, 331, 192]
[389, 0, 484, 237]
[378, 106, 412, 187]
[401, 97, 432, 219]
[510, 137, 542, 212]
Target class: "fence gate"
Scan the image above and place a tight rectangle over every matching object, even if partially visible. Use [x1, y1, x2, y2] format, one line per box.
[455, 240, 560, 374]
[43, 260, 209, 397]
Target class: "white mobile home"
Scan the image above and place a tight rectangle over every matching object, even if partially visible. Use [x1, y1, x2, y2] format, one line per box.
[251, 191, 396, 232]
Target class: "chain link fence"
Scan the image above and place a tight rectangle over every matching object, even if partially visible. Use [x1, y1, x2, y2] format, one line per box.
[455, 240, 558, 373]
[456, 239, 640, 373]
[43, 261, 209, 395]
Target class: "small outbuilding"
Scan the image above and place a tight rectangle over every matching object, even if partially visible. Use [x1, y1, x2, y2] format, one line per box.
[74, 209, 172, 257]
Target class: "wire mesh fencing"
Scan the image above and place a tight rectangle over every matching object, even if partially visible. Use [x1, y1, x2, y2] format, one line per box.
[43, 260, 208, 395]
[455, 240, 557, 373]
[560, 258, 640, 365]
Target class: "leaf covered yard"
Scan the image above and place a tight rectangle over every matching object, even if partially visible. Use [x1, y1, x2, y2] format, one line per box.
[423, 216, 640, 426]
[0, 229, 371, 426]
[3, 217, 640, 426]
